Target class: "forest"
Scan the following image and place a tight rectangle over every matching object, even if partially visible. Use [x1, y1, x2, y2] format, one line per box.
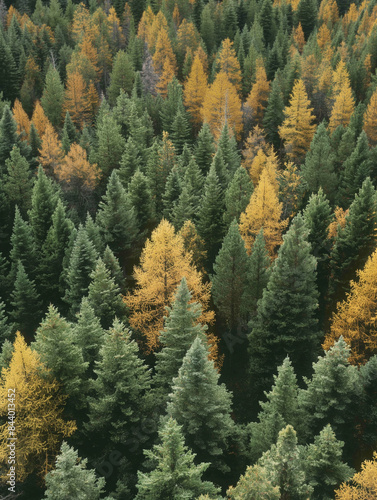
[1, 0, 377, 497]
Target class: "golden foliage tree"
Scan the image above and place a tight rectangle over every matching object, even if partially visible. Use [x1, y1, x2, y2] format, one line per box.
[179, 220, 207, 276]
[242, 126, 267, 170]
[245, 60, 270, 125]
[152, 28, 177, 75]
[38, 122, 63, 176]
[363, 88, 377, 145]
[12, 99, 30, 139]
[32, 100, 50, 138]
[0, 332, 76, 482]
[335, 452, 377, 499]
[218, 38, 242, 92]
[294, 23, 306, 53]
[239, 169, 288, 256]
[56, 143, 100, 190]
[278, 78, 316, 163]
[323, 248, 377, 364]
[328, 77, 355, 134]
[177, 19, 200, 58]
[156, 59, 176, 99]
[201, 71, 243, 140]
[126, 219, 214, 353]
[184, 52, 207, 128]
[63, 71, 90, 128]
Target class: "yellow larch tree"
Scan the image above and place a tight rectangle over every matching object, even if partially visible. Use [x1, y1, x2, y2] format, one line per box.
[56, 143, 100, 190]
[328, 79, 355, 133]
[177, 19, 200, 59]
[294, 23, 306, 53]
[218, 38, 242, 93]
[126, 219, 215, 354]
[38, 122, 63, 176]
[63, 71, 90, 128]
[86, 81, 100, 124]
[278, 79, 316, 163]
[184, 52, 208, 128]
[328, 206, 348, 240]
[247, 148, 267, 185]
[247, 146, 279, 189]
[317, 24, 332, 50]
[195, 44, 209, 74]
[0, 332, 76, 482]
[107, 7, 125, 50]
[137, 5, 155, 44]
[239, 169, 288, 256]
[323, 248, 377, 365]
[319, 0, 339, 27]
[156, 59, 176, 99]
[201, 71, 243, 140]
[32, 100, 50, 138]
[363, 88, 377, 145]
[332, 60, 350, 95]
[152, 28, 177, 75]
[242, 125, 267, 170]
[71, 2, 91, 43]
[12, 99, 30, 139]
[244, 59, 270, 125]
[335, 452, 377, 499]
[146, 11, 168, 51]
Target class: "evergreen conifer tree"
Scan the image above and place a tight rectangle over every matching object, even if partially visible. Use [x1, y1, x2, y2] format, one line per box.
[4, 146, 33, 218]
[102, 245, 126, 293]
[0, 300, 13, 343]
[128, 169, 155, 237]
[194, 122, 215, 175]
[61, 111, 77, 154]
[223, 166, 254, 226]
[263, 72, 285, 151]
[0, 105, 19, 168]
[162, 165, 182, 221]
[217, 123, 241, 177]
[171, 106, 191, 155]
[108, 51, 135, 105]
[246, 228, 271, 318]
[119, 136, 142, 186]
[41, 66, 64, 128]
[9, 206, 38, 283]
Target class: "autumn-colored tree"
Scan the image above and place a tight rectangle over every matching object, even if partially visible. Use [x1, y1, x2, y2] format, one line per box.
[294, 23, 306, 53]
[126, 219, 214, 353]
[335, 452, 377, 499]
[218, 38, 242, 92]
[63, 71, 90, 128]
[328, 206, 348, 239]
[248, 146, 279, 190]
[317, 24, 331, 50]
[363, 88, 377, 145]
[323, 248, 377, 364]
[31, 100, 50, 138]
[0, 333, 76, 482]
[56, 143, 100, 190]
[239, 169, 288, 256]
[245, 59, 270, 125]
[177, 19, 200, 62]
[155, 59, 176, 99]
[201, 71, 243, 140]
[328, 77, 355, 134]
[152, 27, 177, 75]
[38, 121, 63, 176]
[279, 79, 316, 163]
[12, 99, 30, 139]
[184, 52, 207, 129]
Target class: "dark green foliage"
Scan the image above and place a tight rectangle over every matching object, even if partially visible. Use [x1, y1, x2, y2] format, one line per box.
[92, 112, 126, 178]
[29, 122, 41, 165]
[263, 72, 285, 151]
[211, 220, 250, 335]
[4, 146, 33, 218]
[9, 206, 37, 283]
[0, 339, 14, 372]
[0, 106, 19, 168]
[167, 337, 235, 475]
[160, 78, 184, 135]
[200, 4, 215, 54]
[108, 51, 135, 105]
[119, 137, 142, 187]
[217, 123, 241, 178]
[84, 213, 104, 254]
[297, 0, 317, 40]
[102, 245, 126, 293]
[194, 122, 215, 176]
[171, 106, 191, 155]
[358, 355, 377, 457]
[249, 215, 320, 402]
[259, 0, 274, 46]
[135, 417, 220, 500]
[61, 111, 77, 154]
[41, 66, 64, 128]
[0, 300, 13, 343]
[223, 166, 254, 227]
[210, 149, 228, 192]
[0, 34, 19, 102]
[162, 165, 181, 221]
[171, 186, 196, 230]
[181, 156, 204, 216]
[128, 169, 155, 237]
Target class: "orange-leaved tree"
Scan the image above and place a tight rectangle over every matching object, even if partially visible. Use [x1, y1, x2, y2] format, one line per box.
[201, 71, 243, 140]
[363, 88, 377, 145]
[32, 100, 50, 138]
[152, 27, 177, 75]
[323, 248, 377, 365]
[239, 168, 288, 256]
[218, 38, 242, 93]
[244, 59, 270, 125]
[156, 59, 176, 98]
[279, 78, 316, 163]
[0, 332, 76, 482]
[63, 71, 91, 129]
[184, 52, 207, 129]
[38, 122, 63, 176]
[56, 143, 100, 190]
[126, 219, 215, 355]
[12, 99, 30, 139]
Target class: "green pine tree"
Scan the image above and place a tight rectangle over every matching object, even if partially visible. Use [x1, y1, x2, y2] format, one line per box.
[41, 65, 64, 128]
[128, 169, 155, 237]
[223, 166, 254, 227]
[171, 186, 196, 230]
[0, 339, 14, 372]
[61, 111, 77, 154]
[0, 300, 13, 343]
[263, 71, 285, 151]
[92, 112, 126, 178]
[108, 51, 135, 105]
[9, 206, 37, 283]
[160, 78, 184, 135]
[84, 213, 104, 254]
[135, 417, 220, 500]
[217, 123, 241, 178]
[297, 0, 318, 40]
[4, 146, 33, 218]
[162, 165, 182, 221]
[119, 136, 142, 187]
[194, 122, 216, 176]
[210, 149, 228, 192]
[0, 105, 19, 168]
[102, 245, 126, 293]
[171, 106, 191, 155]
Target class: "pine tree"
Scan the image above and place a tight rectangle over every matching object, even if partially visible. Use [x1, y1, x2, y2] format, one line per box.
[223, 166, 254, 226]
[167, 337, 235, 474]
[248, 357, 301, 462]
[41, 66, 64, 128]
[171, 186, 196, 230]
[217, 122, 241, 177]
[297, 0, 317, 39]
[211, 220, 250, 334]
[196, 163, 226, 272]
[119, 136, 142, 186]
[0, 300, 13, 343]
[61, 111, 77, 154]
[96, 170, 138, 259]
[33, 305, 87, 402]
[128, 169, 155, 237]
[108, 50, 135, 105]
[304, 424, 354, 500]
[44, 442, 106, 500]
[302, 121, 337, 202]
[93, 112, 126, 177]
[87, 258, 127, 329]
[279, 79, 316, 163]
[160, 77, 184, 134]
[9, 206, 37, 283]
[245, 60, 270, 125]
[135, 417, 220, 499]
[0, 105, 19, 168]
[194, 122, 215, 175]
[263, 72, 285, 151]
[162, 165, 182, 221]
[171, 106, 191, 155]
[249, 214, 320, 402]
[10, 261, 42, 337]
[154, 277, 207, 400]
[4, 146, 33, 218]
[63, 225, 98, 318]
[246, 228, 271, 318]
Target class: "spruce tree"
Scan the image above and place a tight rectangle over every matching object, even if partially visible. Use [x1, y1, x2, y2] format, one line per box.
[210, 149, 228, 192]
[223, 166, 254, 227]
[4, 146, 33, 218]
[0, 105, 18, 168]
[171, 106, 191, 155]
[154, 277, 207, 401]
[217, 123, 241, 178]
[196, 164, 226, 272]
[194, 122, 216, 175]
[246, 228, 271, 318]
[167, 337, 235, 475]
[87, 258, 127, 329]
[162, 165, 182, 221]
[41, 66, 64, 128]
[33, 305, 87, 403]
[302, 122, 337, 202]
[10, 261, 42, 338]
[297, 0, 317, 39]
[102, 245, 126, 293]
[44, 442, 106, 500]
[160, 78, 184, 134]
[96, 170, 138, 259]
[84, 213, 104, 254]
[263, 72, 285, 151]
[182, 156, 204, 215]
[61, 111, 77, 154]
[135, 417, 220, 500]
[108, 51, 135, 105]
[63, 225, 98, 318]
[171, 186, 196, 230]
[211, 220, 250, 335]
[249, 214, 320, 402]
[0, 339, 13, 372]
[0, 300, 13, 343]
[92, 112, 126, 178]
[303, 424, 354, 500]
[128, 169, 155, 237]
[9, 206, 37, 283]
[29, 122, 41, 167]
[119, 136, 142, 187]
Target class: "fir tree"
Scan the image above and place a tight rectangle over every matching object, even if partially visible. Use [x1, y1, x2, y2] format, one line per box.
[84, 213, 104, 254]
[297, 0, 317, 39]
[87, 258, 127, 329]
[227, 463, 279, 499]
[217, 122, 241, 177]
[93, 112, 126, 178]
[61, 111, 77, 154]
[167, 337, 235, 475]
[135, 417, 220, 500]
[102, 245, 126, 293]
[9, 206, 38, 283]
[29, 122, 41, 166]
[4, 146, 33, 218]
[0, 339, 13, 372]
[128, 169, 155, 237]
[194, 122, 215, 176]
[0, 300, 13, 343]
[263, 71, 285, 151]
[119, 136, 142, 187]
[223, 166, 254, 226]
[41, 66, 64, 128]
[160, 78, 184, 134]
[171, 186, 196, 230]
[249, 214, 320, 402]
[246, 228, 271, 318]
[162, 165, 181, 221]
[0, 105, 19, 168]
[171, 106, 191, 155]
[108, 50, 135, 105]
